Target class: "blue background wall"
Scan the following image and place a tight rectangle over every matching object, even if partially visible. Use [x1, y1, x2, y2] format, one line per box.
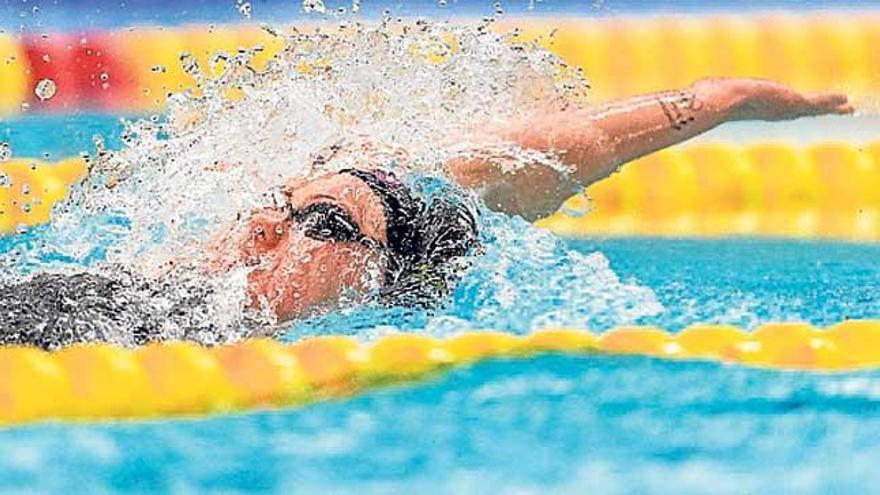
[1, 0, 877, 30]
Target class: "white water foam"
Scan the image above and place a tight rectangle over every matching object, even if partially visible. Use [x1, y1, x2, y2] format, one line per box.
[0, 17, 662, 345]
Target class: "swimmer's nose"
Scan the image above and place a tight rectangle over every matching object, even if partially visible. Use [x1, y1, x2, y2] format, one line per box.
[241, 210, 290, 264]
[251, 222, 287, 246]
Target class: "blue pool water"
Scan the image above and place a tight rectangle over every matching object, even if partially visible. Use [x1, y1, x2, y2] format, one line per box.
[2, 112, 880, 493]
[290, 236, 880, 338]
[592, 238, 880, 329]
[0, 114, 126, 160]
[3, 353, 880, 493]
[3, 234, 880, 493]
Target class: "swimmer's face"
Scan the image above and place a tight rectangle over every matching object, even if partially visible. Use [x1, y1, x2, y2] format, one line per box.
[218, 173, 389, 321]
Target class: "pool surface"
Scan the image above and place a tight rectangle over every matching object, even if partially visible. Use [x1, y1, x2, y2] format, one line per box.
[2, 110, 880, 493]
[3, 6, 880, 493]
[2, 228, 879, 493]
[3, 352, 879, 494]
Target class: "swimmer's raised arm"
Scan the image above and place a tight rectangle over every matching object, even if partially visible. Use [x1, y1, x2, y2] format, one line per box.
[447, 77, 853, 221]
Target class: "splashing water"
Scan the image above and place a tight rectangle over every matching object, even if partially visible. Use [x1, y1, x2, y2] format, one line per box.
[290, 211, 663, 340]
[0, 18, 661, 346]
[33, 78, 57, 101]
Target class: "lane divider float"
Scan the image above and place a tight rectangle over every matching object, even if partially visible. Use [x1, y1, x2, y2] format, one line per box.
[0, 157, 85, 232]
[537, 141, 880, 240]
[2, 141, 880, 239]
[2, 320, 880, 426]
[1, 14, 880, 114]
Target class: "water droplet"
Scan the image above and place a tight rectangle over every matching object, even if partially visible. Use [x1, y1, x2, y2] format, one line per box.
[99, 72, 109, 81]
[40, 53, 49, 63]
[0, 142, 10, 161]
[20, 202, 31, 213]
[237, 1, 252, 19]
[21, 183, 30, 195]
[34, 78, 56, 101]
[150, 65, 167, 73]
[303, 0, 326, 13]
[179, 53, 202, 78]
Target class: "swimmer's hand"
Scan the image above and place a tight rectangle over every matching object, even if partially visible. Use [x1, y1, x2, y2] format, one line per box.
[709, 78, 855, 121]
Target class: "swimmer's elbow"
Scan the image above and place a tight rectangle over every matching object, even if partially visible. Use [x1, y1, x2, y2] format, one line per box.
[444, 157, 518, 214]
[445, 156, 582, 221]
[500, 110, 621, 185]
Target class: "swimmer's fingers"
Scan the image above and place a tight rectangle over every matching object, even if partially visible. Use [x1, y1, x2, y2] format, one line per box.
[804, 92, 854, 116]
[831, 102, 856, 115]
[732, 81, 853, 121]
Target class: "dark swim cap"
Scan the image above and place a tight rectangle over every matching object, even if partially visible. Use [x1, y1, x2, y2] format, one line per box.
[340, 168, 480, 307]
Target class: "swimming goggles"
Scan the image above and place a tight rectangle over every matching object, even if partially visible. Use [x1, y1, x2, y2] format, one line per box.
[286, 201, 384, 249]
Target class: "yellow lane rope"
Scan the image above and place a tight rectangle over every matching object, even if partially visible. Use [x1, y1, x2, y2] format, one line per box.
[3, 141, 879, 239]
[0, 34, 28, 115]
[537, 141, 880, 240]
[2, 321, 880, 426]
[1, 15, 880, 113]
[0, 157, 85, 232]
[513, 14, 880, 107]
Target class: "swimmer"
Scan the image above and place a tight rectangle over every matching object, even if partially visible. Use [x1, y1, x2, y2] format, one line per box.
[217, 77, 851, 320]
[0, 78, 853, 349]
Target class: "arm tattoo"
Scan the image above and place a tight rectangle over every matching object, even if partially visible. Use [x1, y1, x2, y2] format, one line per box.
[657, 90, 704, 131]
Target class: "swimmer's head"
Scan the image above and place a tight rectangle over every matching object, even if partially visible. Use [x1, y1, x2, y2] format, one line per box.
[219, 169, 479, 321]
[342, 169, 481, 308]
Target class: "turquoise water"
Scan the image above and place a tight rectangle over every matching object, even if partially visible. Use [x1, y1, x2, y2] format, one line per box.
[2, 353, 880, 493]
[2, 115, 880, 493]
[0, 114, 126, 160]
[591, 238, 880, 329]
[291, 237, 880, 337]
